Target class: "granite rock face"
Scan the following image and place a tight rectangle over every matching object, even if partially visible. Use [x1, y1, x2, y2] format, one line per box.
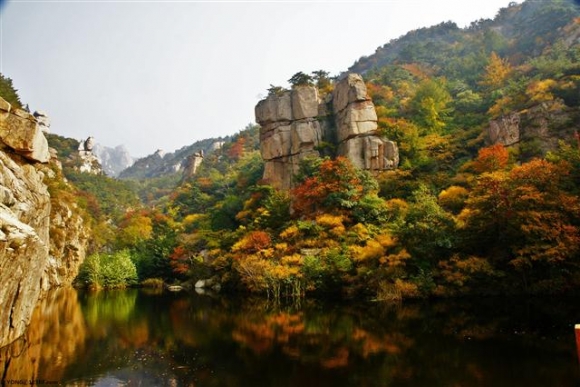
[0, 97, 89, 348]
[256, 74, 398, 190]
[256, 85, 326, 190]
[0, 99, 50, 163]
[77, 136, 102, 174]
[486, 100, 573, 154]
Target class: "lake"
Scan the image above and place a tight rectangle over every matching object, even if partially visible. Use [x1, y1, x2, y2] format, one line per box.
[0, 287, 579, 386]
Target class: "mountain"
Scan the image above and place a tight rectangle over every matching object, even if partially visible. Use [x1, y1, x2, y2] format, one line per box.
[92, 143, 134, 177]
[118, 137, 227, 180]
[348, 0, 580, 77]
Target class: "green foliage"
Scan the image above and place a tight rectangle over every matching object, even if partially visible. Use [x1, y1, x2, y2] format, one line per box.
[0, 73, 22, 108]
[395, 185, 456, 267]
[409, 78, 453, 133]
[77, 250, 138, 289]
[288, 71, 314, 87]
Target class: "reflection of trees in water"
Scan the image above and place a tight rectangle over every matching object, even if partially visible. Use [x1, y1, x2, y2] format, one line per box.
[2, 291, 579, 385]
[0, 287, 86, 382]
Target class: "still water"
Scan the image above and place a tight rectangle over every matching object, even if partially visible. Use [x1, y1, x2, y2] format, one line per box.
[1, 287, 579, 386]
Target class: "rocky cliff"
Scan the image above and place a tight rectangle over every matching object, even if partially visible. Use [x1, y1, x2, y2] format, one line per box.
[486, 100, 575, 156]
[0, 97, 89, 348]
[255, 73, 399, 190]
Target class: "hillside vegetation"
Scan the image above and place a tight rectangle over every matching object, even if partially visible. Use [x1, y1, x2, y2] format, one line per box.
[68, 0, 580, 298]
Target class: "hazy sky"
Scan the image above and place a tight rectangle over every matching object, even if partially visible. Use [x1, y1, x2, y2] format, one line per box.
[2, 0, 515, 157]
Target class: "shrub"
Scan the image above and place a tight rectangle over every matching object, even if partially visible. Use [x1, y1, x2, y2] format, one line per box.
[77, 250, 138, 289]
[141, 278, 165, 288]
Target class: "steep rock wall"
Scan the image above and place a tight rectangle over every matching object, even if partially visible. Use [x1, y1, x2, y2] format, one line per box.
[486, 100, 575, 154]
[256, 73, 398, 190]
[0, 97, 88, 348]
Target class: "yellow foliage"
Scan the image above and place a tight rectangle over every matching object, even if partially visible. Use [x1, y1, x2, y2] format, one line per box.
[330, 225, 346, 237]
[376, 233, 397, 249]
[280, 225, 299, 240]
[438, 185, 469, 213]
[488, 95, 514, 118]
[384, 198, 409, 217]
[526, 79, 556, 103]
[183, 213, 204, 226]
[275, 243, 288, 252]
[280, 254, 303, 266]
[380, 249, 411, 267]
[315, 214, 345, 229]
[376, 278, 420, 301]
[235, 255, 271, 292]
[480, 52, 512, 89]
[350, 223, 370, 241]
[351, 239, 384, 262]
[394, 279, 420, 298]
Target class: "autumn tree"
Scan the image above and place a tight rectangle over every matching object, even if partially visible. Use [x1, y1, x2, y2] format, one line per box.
[460, 159, 580, 292]
[480, 52, 512, 90]
[292, 157, 378, 219]
[472, 144, 509, 173]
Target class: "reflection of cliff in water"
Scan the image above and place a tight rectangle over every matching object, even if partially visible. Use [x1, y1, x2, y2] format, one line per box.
[0, 287, 86, 382]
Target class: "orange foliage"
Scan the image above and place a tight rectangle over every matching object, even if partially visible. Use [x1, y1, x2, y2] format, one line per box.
[232, 231, 272, 255]
[292, 157, 365, 217]
[473, 144, 509, 173]
[169, 245, 191, 275]
[227, 137, 246, 160]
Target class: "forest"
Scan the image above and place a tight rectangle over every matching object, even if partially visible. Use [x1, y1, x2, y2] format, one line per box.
[2, 0, 580, 301]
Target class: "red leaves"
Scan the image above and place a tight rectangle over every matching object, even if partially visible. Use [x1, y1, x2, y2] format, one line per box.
[473, 144, 509, 173]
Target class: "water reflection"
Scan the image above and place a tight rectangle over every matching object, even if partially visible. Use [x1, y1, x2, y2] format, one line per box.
[1, 290, 579, 386]
[0, 287, 86, 383]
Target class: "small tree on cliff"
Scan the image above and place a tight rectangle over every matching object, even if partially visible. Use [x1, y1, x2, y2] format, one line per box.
[288, 72, 314, 88]
[0, 73, 23, 109]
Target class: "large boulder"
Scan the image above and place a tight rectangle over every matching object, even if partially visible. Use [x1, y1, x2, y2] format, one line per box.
[332, 73, 369, 114]
[487, 112, 520, 146]
[0, 98, 50, 163]
[291, 86, 319, 120]
[255, 91, 292, 124]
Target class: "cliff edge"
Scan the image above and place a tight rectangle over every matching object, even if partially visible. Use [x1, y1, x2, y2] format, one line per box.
[0, 97, 89, 347]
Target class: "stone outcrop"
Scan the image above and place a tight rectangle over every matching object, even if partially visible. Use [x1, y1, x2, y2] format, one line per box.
[256, 73, 398, 190]
[182, 150, 204, 180]
[486, 100, 574, 154]
[0, 99, 50, 163]
[256, 85, 325, 189]
[33, 110, 51, 133]
[0, 97, 89, 348]
[333, 74, 399, 171]
[77, 136, 102, 174]
[487, 112, 520, 146]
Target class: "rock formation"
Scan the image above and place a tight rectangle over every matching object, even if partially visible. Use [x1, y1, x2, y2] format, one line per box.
[33, 110, 51, 133]
[486, 100, 573, 154]
[0, 98, 50, 163]
[0, 97, 89, 348]
[255, 73, 398, 190]
[77, 136, 102, 174]
[182, 150, 204, 180]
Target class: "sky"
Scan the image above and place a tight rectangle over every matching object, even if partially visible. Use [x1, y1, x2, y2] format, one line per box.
[1, 0, 516, 158]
